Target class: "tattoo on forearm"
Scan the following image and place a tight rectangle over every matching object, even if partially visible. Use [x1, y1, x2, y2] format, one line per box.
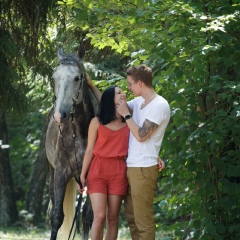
[138, 119, 158, 139]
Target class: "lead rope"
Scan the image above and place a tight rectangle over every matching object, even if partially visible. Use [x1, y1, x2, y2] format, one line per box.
[58, 72, 85, 183]
[68, 182, 83, 240]
[58, 124, 81, 184]
[59, 121, 85, 240]
[58, 73, 86, 240]
[59, 124, 83, 240]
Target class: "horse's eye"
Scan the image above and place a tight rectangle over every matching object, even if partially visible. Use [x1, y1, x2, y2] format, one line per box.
[74, 76, 80, 82]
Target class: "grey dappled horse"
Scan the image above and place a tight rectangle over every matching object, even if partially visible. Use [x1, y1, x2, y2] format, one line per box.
[46, 44, 94, 240]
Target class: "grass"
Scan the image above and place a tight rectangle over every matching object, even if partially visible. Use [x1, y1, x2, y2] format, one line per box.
[0, 225, 172, 240]
[0, 226, 131, 240]
[0, 226, 50, 240]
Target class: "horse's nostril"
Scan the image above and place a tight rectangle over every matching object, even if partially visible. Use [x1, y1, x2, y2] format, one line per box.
[61, 112, 67, 120]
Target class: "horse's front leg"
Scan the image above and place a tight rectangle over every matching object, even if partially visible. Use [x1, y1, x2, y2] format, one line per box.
[50, 170, 67, 240]
[49, 164, 55, 224]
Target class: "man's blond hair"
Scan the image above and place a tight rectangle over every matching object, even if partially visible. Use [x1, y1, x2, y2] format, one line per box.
[126, 64, 152, 87]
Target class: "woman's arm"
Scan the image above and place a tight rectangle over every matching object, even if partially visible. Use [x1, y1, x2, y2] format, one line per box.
[86, 73, 102, 103]
[78, 117, 99, 193]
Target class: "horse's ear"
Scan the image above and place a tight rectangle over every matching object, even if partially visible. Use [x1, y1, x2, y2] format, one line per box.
[77, 45, 85, 59]
[57, 45, 64, 63]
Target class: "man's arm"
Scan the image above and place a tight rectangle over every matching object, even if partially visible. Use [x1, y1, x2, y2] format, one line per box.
[86, 73, 102, 102]
[124, 117, 158, 142]
[117, 99, 158, 142]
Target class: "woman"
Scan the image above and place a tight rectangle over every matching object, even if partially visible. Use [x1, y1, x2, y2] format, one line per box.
[78, 86, 129, 240]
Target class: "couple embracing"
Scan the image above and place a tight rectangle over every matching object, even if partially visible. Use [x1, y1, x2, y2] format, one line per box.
[78, 64, 170, 240]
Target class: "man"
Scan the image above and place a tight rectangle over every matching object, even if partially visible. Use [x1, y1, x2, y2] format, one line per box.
[86, 64, 170, 239]
[116, 65, 170, 240]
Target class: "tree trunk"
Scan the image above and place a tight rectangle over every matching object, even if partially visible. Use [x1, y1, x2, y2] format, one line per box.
[26, 113, 50, 223]
[0, 109, 18, 226]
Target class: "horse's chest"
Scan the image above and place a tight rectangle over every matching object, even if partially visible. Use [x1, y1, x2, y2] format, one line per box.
[46, 122, 87, 169]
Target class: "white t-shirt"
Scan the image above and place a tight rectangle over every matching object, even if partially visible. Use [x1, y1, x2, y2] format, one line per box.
[126, 95, 170, 167]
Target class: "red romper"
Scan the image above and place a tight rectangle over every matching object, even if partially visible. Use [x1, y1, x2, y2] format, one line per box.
[87, 124, 129, 195]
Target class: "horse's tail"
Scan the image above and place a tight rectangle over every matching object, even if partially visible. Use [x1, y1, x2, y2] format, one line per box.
[58, 178, 76, 240]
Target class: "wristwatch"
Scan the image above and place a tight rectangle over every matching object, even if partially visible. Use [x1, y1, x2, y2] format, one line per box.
[124, 114, 132, 120]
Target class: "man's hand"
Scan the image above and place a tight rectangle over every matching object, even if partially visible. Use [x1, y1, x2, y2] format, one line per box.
[158, 157, 165, 171]
[117, 99, 130, 117]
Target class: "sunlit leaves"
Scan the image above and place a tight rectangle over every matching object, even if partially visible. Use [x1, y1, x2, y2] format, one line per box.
[15, 0, 240, 238]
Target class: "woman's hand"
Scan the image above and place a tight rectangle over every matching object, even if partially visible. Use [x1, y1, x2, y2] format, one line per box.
[85, 73, 102, 103]
[86, 73, 93, 87]
[77, 175, 86, 194]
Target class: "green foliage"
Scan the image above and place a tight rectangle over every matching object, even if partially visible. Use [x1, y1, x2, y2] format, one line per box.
[3, 0, 240, 239]
[0, 0, 57, 113]
[7, 111, 43, 211]
[0, 29, 28, 113]
[55, 0, 240, 238]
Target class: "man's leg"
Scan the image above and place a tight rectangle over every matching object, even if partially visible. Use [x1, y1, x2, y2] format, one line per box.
[125, 166, 159, 240]
[124, 184, 139, 240]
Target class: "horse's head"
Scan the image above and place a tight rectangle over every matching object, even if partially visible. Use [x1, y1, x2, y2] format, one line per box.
[52, 45, 86, 125]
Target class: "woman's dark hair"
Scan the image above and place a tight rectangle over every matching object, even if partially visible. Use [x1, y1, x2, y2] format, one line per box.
[97, 86, 124, 125]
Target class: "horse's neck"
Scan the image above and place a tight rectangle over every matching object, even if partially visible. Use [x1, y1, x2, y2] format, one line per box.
[74, 99, 94, 138]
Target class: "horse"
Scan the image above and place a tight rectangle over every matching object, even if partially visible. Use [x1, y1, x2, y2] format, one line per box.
[45, 44, 95, 240]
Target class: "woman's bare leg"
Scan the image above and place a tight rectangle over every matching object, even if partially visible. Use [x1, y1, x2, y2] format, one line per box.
[105, 195, 123, 240]
[90, 193, 107, 240]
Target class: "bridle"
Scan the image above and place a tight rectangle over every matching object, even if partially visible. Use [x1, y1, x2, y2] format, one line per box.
[53, 59, 86, 240]
[53, 58, 86, 185]
[53, 57, 85, 124]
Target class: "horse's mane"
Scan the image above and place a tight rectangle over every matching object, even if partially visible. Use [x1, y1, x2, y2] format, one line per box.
[58, 54, 83, 69]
